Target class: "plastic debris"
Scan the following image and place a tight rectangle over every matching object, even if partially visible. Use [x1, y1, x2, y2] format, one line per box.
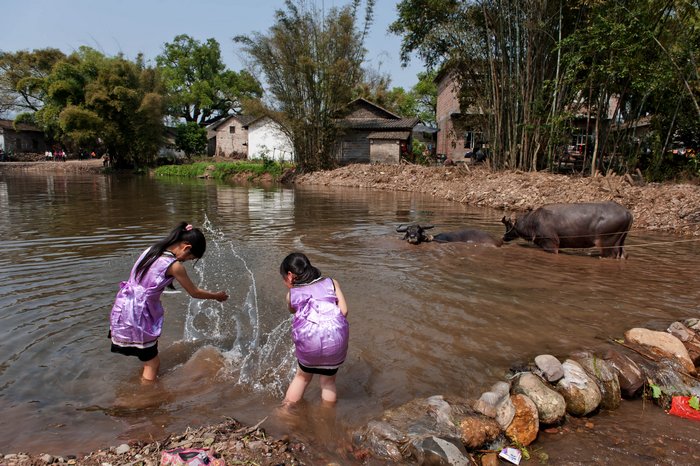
[499, 447, 523, 465]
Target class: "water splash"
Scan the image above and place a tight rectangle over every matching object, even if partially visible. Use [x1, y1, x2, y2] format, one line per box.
[182, 217, 294, 397]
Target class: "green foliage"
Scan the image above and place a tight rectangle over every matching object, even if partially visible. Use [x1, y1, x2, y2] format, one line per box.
[153, 160, 291, 179]
[391, 0, 700, 178]
[648, 382, 662, 399]
[0, 48, 65, 115]
[690, 395, 700, 411]
[235, 0, 375, 172]
[156, 34, 262, 127]
[174, 121, 207, 156]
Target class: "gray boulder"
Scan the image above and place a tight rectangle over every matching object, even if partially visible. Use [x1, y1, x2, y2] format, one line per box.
[556, 359, 602, 416]
[571, 351, 621, 410]
[512, 372, 566, 424]
[534, 354, 564, 382]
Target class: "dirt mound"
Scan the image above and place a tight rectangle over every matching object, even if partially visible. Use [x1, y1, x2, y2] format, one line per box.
[294, 164, 700, 236]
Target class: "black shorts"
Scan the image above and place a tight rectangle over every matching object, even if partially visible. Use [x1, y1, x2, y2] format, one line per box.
[298, 361, 339, 376]
[111, 341, 159, 362]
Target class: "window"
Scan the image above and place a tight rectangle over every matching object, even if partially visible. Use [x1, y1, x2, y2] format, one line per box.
[463, 131, 482, 149]
[229, 126, 236, 134]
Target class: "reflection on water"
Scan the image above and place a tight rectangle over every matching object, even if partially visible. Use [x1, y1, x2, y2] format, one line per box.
[1, 171, 700, 464]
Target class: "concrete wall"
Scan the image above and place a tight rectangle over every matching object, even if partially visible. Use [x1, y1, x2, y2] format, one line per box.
[214, 117, 249, 158]
[247, 118, 294, 162]
[370, 140, 400, 164]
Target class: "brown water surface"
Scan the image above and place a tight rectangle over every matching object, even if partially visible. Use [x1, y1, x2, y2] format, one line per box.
[1, 171, 700, 464]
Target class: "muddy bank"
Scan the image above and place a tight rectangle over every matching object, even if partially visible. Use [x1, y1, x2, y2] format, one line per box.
[0, 159, 106, 173]
[2, 419, 310, 466]
[293, 164, 700, 236]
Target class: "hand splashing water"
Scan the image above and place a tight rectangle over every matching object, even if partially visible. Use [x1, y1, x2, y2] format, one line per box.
[181, 217, 295, 397]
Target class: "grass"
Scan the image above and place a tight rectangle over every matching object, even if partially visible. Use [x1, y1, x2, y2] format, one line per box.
[153, 159, 293, 180]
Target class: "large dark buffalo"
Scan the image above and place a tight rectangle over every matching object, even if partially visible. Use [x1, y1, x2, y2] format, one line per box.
[396, 224, 502, 247]
[501, 201, 633, 258]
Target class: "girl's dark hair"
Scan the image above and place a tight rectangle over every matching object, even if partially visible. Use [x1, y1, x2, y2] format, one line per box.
[135, 222, 206, 281]
[280, 252, 321, 285]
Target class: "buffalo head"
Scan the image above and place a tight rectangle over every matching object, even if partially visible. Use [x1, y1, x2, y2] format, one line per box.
[501, 216, 519, 243]
[396, 223, 434, 244]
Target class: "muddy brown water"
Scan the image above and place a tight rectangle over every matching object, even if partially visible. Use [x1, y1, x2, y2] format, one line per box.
[1, 171, 700, 464]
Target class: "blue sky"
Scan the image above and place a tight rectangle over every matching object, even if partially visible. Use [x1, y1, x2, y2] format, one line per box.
[1, 0, 425, 90]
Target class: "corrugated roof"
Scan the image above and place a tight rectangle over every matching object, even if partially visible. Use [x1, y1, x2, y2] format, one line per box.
[367, 131, 411, 140]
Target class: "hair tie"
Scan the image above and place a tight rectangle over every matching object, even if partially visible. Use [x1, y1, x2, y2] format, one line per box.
[185, 224, 193, 231]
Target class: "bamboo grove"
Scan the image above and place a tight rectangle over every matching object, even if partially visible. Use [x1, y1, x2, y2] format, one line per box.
[391, 0, 700, 178]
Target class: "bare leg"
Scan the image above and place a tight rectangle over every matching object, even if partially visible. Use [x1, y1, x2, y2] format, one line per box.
[142, 355, 160, 381]
[284, 369, 313, 404]
[319, 374, 337, 404]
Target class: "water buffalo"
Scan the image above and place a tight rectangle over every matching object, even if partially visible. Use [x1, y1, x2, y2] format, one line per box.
[501, 201, 633, 258]
[396, 223, 502, 247]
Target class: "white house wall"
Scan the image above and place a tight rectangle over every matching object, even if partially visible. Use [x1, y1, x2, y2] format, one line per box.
[248, 118, 294, 162]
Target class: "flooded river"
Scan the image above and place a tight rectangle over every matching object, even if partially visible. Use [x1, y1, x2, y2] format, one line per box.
[1, 170, 700, 464]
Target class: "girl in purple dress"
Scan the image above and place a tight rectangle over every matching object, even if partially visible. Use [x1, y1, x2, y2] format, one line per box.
[280, 253, 349, 404]
[110, 222, 228, 381]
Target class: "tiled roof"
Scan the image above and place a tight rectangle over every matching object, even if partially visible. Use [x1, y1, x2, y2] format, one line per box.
[208, 114, 256, 131]
[339, 117, 420, 130]
[0, 119, 42, 132]
[367, 131, 411, 140]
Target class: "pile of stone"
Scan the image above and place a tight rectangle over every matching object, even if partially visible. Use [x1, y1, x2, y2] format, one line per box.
[352, 318, 700, 465]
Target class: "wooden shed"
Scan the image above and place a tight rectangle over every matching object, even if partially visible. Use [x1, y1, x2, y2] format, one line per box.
[336, 98, 419, 164]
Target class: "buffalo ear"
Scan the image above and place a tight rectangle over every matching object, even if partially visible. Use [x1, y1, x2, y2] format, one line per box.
[396, 225, 408, 232]
[501, 216, 514, 227]
[422, 224, 435, 230]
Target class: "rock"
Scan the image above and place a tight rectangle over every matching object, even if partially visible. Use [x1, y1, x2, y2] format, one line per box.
[683, 318, 700, 331]
[352, 420, 405, 462]
[624, 328, 695, 374]
[480, 452, 500, 466]
[353, 396, 477, 463]
[114, 444, 130, 455]
[602, 348, 645, 398]
[40, 453, 53, 463]
[459, 413, 502, 449]
[571, 351, 621, 410]
[556, 359, 602, 416]
[495, 395, 516, 430]
[490, 381, 511, 398]
[667, 322, 700, 365]
[473, 382, 510, 419]
[534, 354, 565, 382]
[411, 436, 472, 466]
[504, 394, 539, 446]
[512, 373, 566, 424]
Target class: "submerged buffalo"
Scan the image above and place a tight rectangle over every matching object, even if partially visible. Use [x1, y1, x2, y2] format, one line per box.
[396, 223, 502, 247]
[501, 201, 633, 258]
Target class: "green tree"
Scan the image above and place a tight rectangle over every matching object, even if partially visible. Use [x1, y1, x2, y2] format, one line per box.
[14, 47, 165, 167]
[175, 121, 208, 156]
[235, 0, 375, 171]
[0, 48, 65, 116]
[156, 35, 263, 127]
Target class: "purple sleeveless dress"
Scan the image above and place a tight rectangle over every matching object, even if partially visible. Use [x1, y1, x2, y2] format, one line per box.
[290, 277, 349, 368]
[110, 249, 177, 347]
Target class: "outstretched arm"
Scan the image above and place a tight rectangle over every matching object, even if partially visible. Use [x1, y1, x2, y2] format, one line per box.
[168, 261, 228, 301]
